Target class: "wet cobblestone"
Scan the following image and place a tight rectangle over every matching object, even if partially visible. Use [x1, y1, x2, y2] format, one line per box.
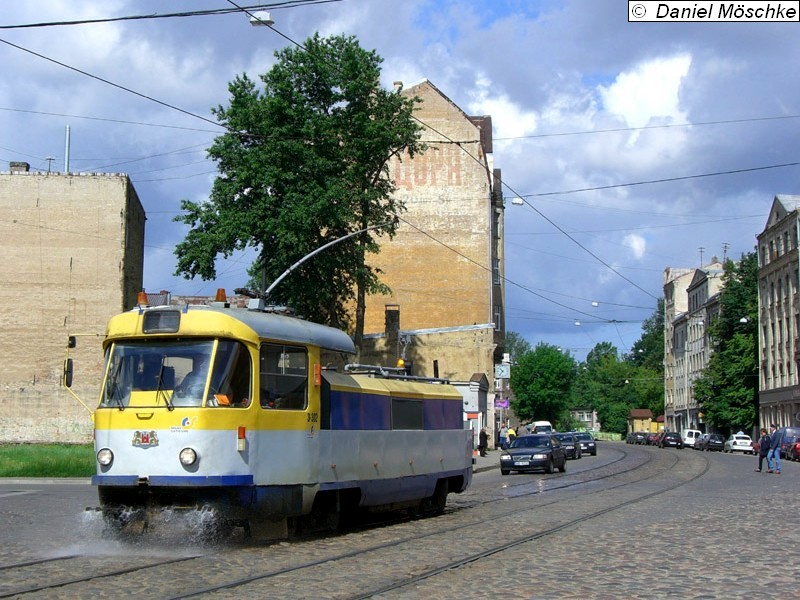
[1, 444, 797, 598]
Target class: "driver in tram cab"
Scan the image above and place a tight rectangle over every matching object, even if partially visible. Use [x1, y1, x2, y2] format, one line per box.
[176, 355, 209, 396]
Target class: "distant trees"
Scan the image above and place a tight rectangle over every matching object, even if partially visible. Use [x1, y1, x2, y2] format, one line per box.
[508, 300, 665, 436]
[507, 253, 760, 436]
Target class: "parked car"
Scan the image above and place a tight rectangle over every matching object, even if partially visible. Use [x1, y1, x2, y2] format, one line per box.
[681, 429, 702, 449]
[500, 434, 567, 475]
[778, 426, 800, 458]
[626, 432, 637, 444]
[646, 432, 661, 445]
[698, 433, 725, 452]
[784, 436, 800, 461]
[724, 434, 754, 454]
[575, 432, 597, 456]
[634, 432, 648, 445]
[554, 432, 582, 459]
[660, 431, 683, 449]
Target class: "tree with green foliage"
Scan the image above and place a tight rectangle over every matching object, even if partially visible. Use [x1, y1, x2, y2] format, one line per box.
[503, 331, 532, 362]
[627, 298, 664, 375]
[693, 253, 759, 432]
[571, 342, 661, 435]
[174, 33, 424, 346]
[510, 343, 577, 424]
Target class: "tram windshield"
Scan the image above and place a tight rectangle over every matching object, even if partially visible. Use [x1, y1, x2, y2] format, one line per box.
[100, 339, 251, 409]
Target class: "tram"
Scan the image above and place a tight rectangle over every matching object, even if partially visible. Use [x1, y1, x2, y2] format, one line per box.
[72, 291, 472, 538]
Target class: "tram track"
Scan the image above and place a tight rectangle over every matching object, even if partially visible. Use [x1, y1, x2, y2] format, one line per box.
[0, 445, 706, 598]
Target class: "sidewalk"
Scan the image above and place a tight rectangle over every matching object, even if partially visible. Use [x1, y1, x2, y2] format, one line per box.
[472, 449, 500, 473]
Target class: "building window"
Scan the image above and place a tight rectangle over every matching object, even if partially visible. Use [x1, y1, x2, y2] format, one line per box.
[493, 258, 500, 285]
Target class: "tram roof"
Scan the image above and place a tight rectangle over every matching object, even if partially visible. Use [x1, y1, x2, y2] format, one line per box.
[140, 304, 356, 354]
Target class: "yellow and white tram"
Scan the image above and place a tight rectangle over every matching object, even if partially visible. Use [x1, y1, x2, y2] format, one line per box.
[84, 293, 472, 537]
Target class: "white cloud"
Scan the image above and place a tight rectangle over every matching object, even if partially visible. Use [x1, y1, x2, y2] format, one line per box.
[598, 54, 692, 142]
[623, 233, 647, 260]
[465, 73, 538, 153]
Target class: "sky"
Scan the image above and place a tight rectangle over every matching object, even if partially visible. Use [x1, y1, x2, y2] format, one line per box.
[0, 1, 794, 361]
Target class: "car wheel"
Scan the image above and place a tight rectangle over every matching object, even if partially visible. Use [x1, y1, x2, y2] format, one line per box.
[591, 450, 596, 456]
[560, 459, 567, 473]
[501, 469, 510, 475]
[545, 458, 554, 474]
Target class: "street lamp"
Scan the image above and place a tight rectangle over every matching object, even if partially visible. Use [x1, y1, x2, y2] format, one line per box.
[249, 11, 274, 26]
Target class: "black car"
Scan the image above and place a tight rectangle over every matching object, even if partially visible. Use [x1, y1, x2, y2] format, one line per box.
[698, 433, 724, 452]
[500, 434, 567, 475]
[575, 431, 597, 456]
[660, 431, 683, 448]
[554, 432, 582, 459]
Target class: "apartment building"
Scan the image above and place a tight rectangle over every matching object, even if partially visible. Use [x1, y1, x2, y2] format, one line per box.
[663, 262, 723, 433]
[756, 195, 800, 426]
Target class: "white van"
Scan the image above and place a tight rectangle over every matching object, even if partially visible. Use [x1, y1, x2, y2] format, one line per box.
[532, 420, 554, 434]
[682, 429, 702, 449]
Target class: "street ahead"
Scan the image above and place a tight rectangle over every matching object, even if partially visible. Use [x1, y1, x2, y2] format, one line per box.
[0, 443, 796, 598]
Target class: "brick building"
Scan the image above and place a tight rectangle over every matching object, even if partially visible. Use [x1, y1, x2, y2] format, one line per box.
[0, 164, 144, 442]
[359, 80, 505, 433]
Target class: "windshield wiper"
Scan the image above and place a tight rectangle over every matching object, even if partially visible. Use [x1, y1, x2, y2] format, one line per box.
[154, 355, 174, 411]
[106, 358, 126, 411]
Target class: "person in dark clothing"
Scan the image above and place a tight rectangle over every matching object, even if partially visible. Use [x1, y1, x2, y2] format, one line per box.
[767, 423, 782, 474]
[755, 428, 770, 472]
[478, 428, 488, 457]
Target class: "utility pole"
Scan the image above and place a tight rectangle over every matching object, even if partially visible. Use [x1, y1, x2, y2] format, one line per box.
[722, 242, 730, 262]
[698, 247, 705, 267]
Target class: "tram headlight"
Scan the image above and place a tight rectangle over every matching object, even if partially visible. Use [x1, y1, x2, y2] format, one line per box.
[96, 448, 114, 466]
[179, 447, 198, 466]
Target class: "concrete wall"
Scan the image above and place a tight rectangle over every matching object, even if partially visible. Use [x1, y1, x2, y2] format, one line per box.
[360, 323, 496, 383]
[0, 171, 144, 442]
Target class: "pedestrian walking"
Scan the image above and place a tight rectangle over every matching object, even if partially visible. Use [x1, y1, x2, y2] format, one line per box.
[507, 426, 516, 445]
[767, 423, 781, 474]
[478, 428, 488, 457]
[755, 428, 770, 472]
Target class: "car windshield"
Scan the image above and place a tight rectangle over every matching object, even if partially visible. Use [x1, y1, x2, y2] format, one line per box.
[735, 435, 751, 441]
[554, 434, 573, 442]
[510, 435, 550, 448]
[710, 434, 723, 441]
[575, 433, 593, 441]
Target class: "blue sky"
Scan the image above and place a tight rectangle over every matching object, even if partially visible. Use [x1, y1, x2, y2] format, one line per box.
[0, 1, 792, 360]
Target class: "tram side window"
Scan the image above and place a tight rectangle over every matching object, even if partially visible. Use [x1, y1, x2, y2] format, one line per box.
[391, 398, 423, 430]
[208, 340, 252, 408]
[260, 343, 308, 410]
